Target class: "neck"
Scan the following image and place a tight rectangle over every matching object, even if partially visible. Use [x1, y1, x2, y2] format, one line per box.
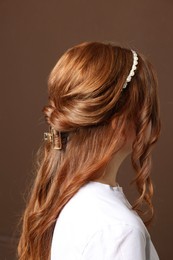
[94, 150, 128, 187]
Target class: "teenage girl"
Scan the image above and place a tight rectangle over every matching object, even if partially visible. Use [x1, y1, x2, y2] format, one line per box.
[17, 41, 161, 259]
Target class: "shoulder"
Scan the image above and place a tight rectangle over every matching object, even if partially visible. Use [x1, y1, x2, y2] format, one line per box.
[81, 223, 147, 260]
[60, 184, 149, 238]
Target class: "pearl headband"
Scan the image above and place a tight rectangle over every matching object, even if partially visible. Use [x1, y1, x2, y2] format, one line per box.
[122, 49, 138, 90]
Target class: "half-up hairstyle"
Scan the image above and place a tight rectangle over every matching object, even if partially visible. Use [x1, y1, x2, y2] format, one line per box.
[17, 41, 161, 260]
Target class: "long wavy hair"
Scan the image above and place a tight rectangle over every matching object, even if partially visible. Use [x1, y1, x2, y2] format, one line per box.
[17, 41, 161, 259]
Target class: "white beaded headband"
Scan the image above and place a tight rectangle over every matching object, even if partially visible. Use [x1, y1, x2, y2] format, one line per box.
[122, 49, 138, 90]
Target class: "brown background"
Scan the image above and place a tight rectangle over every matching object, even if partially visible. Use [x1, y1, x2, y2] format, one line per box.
[0, 0, 172, 259]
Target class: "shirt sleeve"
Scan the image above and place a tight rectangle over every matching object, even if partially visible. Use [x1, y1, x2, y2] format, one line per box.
[81, 224, 146, 260]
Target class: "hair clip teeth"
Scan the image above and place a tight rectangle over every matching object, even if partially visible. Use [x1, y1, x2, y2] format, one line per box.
[52, 130, 62, 150]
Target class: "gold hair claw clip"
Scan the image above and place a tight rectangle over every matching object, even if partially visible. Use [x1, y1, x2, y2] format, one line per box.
[44, 126, 62, 150]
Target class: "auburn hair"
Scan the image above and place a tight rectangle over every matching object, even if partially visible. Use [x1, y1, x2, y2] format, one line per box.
[17, 41, 161, 259]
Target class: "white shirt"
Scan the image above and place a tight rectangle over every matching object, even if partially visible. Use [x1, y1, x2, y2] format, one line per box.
[51, 181, 160, 259]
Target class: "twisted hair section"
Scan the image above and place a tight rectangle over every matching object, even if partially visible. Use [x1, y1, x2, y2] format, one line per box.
[17, 41, 161, 260]
[129, 53, 161, 225]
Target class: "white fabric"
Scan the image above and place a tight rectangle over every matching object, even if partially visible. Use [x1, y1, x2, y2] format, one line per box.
[51, 181, 159, 259]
